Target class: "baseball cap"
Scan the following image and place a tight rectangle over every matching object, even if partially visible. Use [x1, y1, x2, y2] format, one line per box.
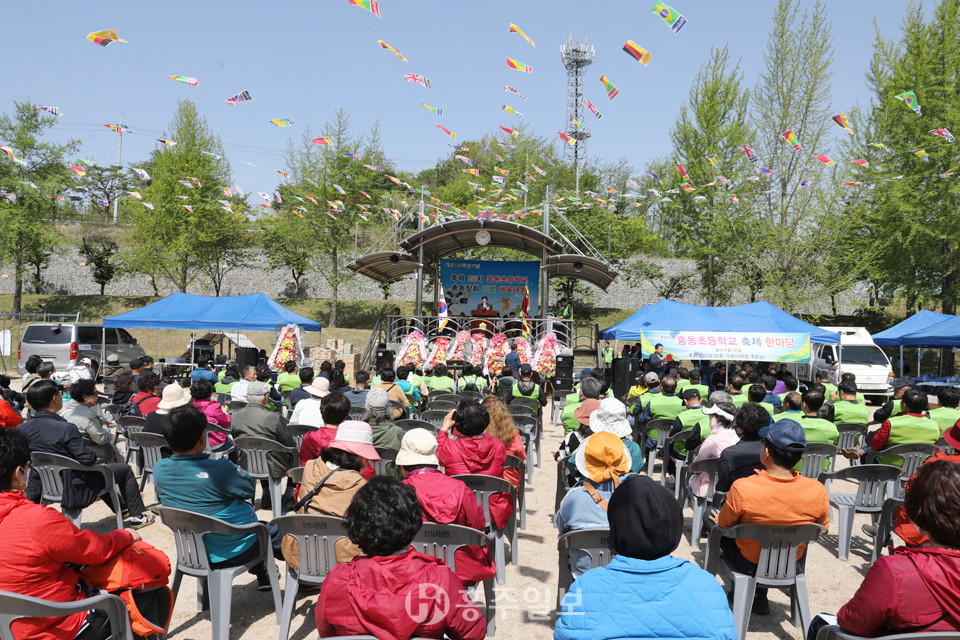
[519, 363, 533, 376]
[758, 418, 807, 452]
[681, 388, 701, 400]
[246, 381, 270, 398]
[79, 357, 92, 366]
[106, 354, 119, 364]
[644, 372, 660, 384]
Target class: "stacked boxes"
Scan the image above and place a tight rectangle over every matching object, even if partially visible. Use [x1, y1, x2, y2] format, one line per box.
[305, 339, 360, 379]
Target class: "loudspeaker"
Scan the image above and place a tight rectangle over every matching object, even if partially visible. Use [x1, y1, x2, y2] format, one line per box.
[553, 377, 573, 392]
[375, 349, 395, 370]
[234, 347, 259, 370]
[555, 355, 574, 377]
[612, 358, 640, 400]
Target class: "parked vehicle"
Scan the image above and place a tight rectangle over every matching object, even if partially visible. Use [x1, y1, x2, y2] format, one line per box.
[16, 323, 147, 378]
[785, 326, 894, 403]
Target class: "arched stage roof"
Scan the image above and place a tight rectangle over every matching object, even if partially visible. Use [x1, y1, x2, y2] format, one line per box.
[348, 219, 618, 291]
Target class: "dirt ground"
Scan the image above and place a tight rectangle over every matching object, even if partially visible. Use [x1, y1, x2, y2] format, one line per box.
[25, 385, 896, 640]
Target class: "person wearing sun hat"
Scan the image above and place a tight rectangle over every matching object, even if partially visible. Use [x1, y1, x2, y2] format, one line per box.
[571, 397, 643, 477]
[289, 377, 330, 426]
[556, 431, 635, 577]
[556, 474, 737, 640]
[144, 381, 192, 438]
[397, 428, 496, 585]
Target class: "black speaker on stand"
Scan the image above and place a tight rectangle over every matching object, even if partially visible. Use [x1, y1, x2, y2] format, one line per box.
[375, 349, 395, 370]
[234, 347, 259, 370]
[555, 355, 574, 378]
[612, 358, 641, 400]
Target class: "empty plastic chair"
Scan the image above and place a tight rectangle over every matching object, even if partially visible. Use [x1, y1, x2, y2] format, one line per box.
[0, 590, 132, 640]
[817, 464, 902, 561]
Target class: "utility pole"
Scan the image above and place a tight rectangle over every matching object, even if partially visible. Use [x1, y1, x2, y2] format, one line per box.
[112, 113, 124, 224]
[540, 186, 551, 319]
[414, 187, 426, 317]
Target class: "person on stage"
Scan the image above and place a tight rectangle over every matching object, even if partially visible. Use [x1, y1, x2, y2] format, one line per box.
[476, 296, 493, 312]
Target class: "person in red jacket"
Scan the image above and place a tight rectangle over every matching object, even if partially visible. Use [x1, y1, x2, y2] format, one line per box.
[298, 392, 375, 480]
[436, 400, 512, 529]
[129, 372, 162, 416]
[315, 476, 486, 640]
[892, 423, 960, 545]
[0, 395, 22, 428]
[0, 428, 140, 640]
[398, 428, 496, 585]
[808, 460, 960, 639]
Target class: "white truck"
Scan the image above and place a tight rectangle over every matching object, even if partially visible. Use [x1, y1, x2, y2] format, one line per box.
[786, 326, 894, 403]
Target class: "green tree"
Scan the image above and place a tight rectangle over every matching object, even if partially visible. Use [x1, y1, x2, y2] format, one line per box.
[77, 163, 129, 224]
[260, 211, 312, 297]
[0, 101, 78, 313]
[79, 236, 120, 295]
[125, 100, 249, 294]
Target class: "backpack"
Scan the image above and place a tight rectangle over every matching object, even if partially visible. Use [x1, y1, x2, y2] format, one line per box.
[81, 540, 173, 638]
[117, 395, 152, 420]
[461, 380, 479, 393]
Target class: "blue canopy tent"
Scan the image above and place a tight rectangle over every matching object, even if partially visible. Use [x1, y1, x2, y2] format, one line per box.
[600, 299, 840, 343]
[872, 310, 953, 376]
[102, 293, 322, 367]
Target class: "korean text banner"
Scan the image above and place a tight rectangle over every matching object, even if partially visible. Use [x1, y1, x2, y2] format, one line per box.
[640, 330, 811, 362]
[441, 259, 539, 317]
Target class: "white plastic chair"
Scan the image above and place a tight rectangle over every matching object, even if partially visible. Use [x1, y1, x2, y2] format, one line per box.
[0, 590, 132, 640]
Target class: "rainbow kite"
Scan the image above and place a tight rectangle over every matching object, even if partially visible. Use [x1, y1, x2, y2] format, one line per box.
[502, 105, 523, 119]
[422, 103, 442, 116]
[832, 113, 853, 134]
[509, 23, 535, 47]
[348, 0, 381, 17]
[651, 1, 687, 34]
[378, 40, 408, 62]
[782, 130, 802, 150]
[558, 131, 576, 146]
[87, 30, 127, 46]
[270, 119, 295, 127]
[311, 137, 332, 146]
[168, 75, 199, 86]
[506, 58, 533, 73]
[622, 41, 652, 65]
[600, 74, 619, 100]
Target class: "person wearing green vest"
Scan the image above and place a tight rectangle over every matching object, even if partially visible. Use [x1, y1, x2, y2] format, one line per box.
[424, 363, 456, 394]
[556, 297, 573, 345]
[777, 377, 799, 404]
[815, 371, 838, 401]
[687, 369, 710, 400]
[819, 380, 869, 425]
[214, 362, 241, 396]
[847, 389, 940, 467]
[561, 376, 603, 435]
[602, 341, 615, 366]
[726, 375, 748, 409]
[675, 367, 691, 394]
[741, 371, 760, 401]
[513, 363, 547, 407]
[276, 360, 301, 392]
[457, 363, 487, 394]
[837, 373, 867, 404]
[929, 387, 960, 432]
[798, 389, 840, 445]
[635, 377, 684, 445]
[668, 388, 712, 459]
[773, 392, 804, 422]
[747, 384, 775, 417]
[874, 381, 912, 423]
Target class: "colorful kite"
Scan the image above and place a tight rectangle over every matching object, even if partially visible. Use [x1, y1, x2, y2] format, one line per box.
[38, 106, 61, 117]
[652, 1, 687, 34]
[622, 41, 652, 65]
[437, 125, 457, 139]
[348, 0, 381, 17]
[70, 165, 86, 177]
[422, 103, 442, 116]
[506, 58, 533, 73]
[911, 149, 929, 162]
[675, 164, 688, 178]
[455, 155, 473, 166]
[504, 86, 527, 100]
[404, 73, 431, 89]
[133, 168, 150, 180]
[104, 124, 127, 133]
[706, 154, 718, 166]
[277, 169, 289, 178]
[782, 130, 802, 150]
[500, 125, 519, 137]
[896, 90, 921, 115]
[832, 113, 853, 134]
[853, 159, 870, 167]
[509, 23, 535, 47]
[931, 128, 955, 143]
[378, 40, 408, 62]
[868, 142, 892, 153]
[570, 117, 586, 131]
[502, 105, 523, 118]
[225, 90, 252, 106]
[311, 137, 332, 146]
[156, 138, 176, 146]
[799, 178, 811, 189]
[600, 75, 619, 100]
[87, 30, 127, 46]
[583, 98, 603, 119]
[558, 131, 576, 146]
[815, 154, 835, 166]
[168, 75, 199, 86]
[270, 119, 295, 127]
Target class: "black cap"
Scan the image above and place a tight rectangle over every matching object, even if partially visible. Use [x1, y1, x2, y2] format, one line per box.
[519, 363, 533, 376]
[681, 388, 701, 400]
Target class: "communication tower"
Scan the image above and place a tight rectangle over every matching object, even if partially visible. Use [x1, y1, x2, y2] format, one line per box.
[560, 35, 594, 195]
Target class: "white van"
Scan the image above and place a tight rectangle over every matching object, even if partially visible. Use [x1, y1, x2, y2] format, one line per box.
[786, 326, 894, 402]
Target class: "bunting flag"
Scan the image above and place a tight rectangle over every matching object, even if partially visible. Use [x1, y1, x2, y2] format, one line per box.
[652, 1, 688, 34]
[540, 152, 555, 166]
[675, 164, 688, 178]
[455, 155, 473, 166]
[705, 154, 718, 166]
[348, 0, 381, 17]
[225, 90, 252, 105]
[532, 164, 546, 176]
[404, 73, 432, 89]
[853, 159, 870, 167]
[506, 58, 533, 73]
[378, 40, 408, 62]
[757, 167, 774, 176]
[422, 103, 442, 116]
[86, 29, 127, 46]
[742, 145, 758, 164]
[600, 74, 620, 100]
[583, 98, 603, 119]
[799, 178, 811, 189]
[436, 125, 457, 139]
[931, 128, 955, 143]
[570, 117, 586, 131]
[270, 119, 295, 127]
[504, 85, 527, 100]
[70, 165, 86, 177]
[311, 137, 333, 146]
[815, 154, 835, 166]
[895, 90, 921, 116]
[500, 125, 519, 137]
[502, 104, 523, 118]
[622, 41, 652, 65]
[911, 148, 929, 162]
[104, 124, 127, 133]
[277, 169, 289, 178]
[168, 75, 199, 86]
[558, 131, 576, 146]
[509, 23, 535, 47]
[831, 113, 853, 134]
[38, 106, 61, 117]
[781, 130, 802, 150]
[649, 171, 662, 184]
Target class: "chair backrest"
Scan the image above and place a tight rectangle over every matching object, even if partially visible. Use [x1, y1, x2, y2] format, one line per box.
[396, 419, 437, 433]
[117, 415, 146, 429]
[798, 443, 839, 479]
[452, 474, 517, 531]
[640, 420, 673, 454]
[234, 436, 296, 477]
[128, 432, 167, 472]
[285, 423, 319, 451]
[431, 394, 462, 404]
[512, 414, 538, 435]
[459, 391, 482, 401]
[426, 400, 458, 412]
[371, 447, 398, 476]
[874, 443, 936, 478]
[410, 522, 487, 574]
[287, 466, 304, 485]
[504, 454, 526, 502]
[420, 410, 448, 427]
[30, 452, 113, 503]
[102, 404, 122, 419]
[557, 528, 613, 595]
[155, 505, 263, 572]
[835, 423, 867, 450]
[270, 514, 348, 580]
[686, 457, 720, 498]
[815, 624, 960, 640]
[510, 397, 540, 411]
[508, 405, 536, 418]
[0, 590, 132, 640]
[347, 407, 366, 421]
[719, 523, 826, 583]
[820, 464, 903, 509]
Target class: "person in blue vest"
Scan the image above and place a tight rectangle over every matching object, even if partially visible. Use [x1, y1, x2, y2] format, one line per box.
[760, 375, 782, 410]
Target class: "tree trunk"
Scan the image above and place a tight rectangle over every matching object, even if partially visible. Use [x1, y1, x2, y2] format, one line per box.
[706, 238, 715, 306]
[831, 293, 838, 316]
[100, 282, 106, 296]
[942, 270, 957, 315]
[329, 281, 338, 328]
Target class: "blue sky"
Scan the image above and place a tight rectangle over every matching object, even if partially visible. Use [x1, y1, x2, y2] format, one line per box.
[1, 1, 928, 197]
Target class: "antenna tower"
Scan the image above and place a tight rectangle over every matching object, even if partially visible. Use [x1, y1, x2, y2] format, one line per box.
[560, 35, 594, 195]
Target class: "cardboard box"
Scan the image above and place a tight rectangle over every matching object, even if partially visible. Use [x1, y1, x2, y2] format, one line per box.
[341, 353, 360, 365]
[326, 339, 338, 350]
[343, 343, 353, 355]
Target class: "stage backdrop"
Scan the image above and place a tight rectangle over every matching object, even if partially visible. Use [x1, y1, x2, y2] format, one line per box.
[640, 330, 811, 362]
[441, 259, 540, 317]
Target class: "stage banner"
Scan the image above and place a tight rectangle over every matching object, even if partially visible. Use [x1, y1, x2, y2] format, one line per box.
[640, 330, 811, 363]
[441, 259, 539, 317]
